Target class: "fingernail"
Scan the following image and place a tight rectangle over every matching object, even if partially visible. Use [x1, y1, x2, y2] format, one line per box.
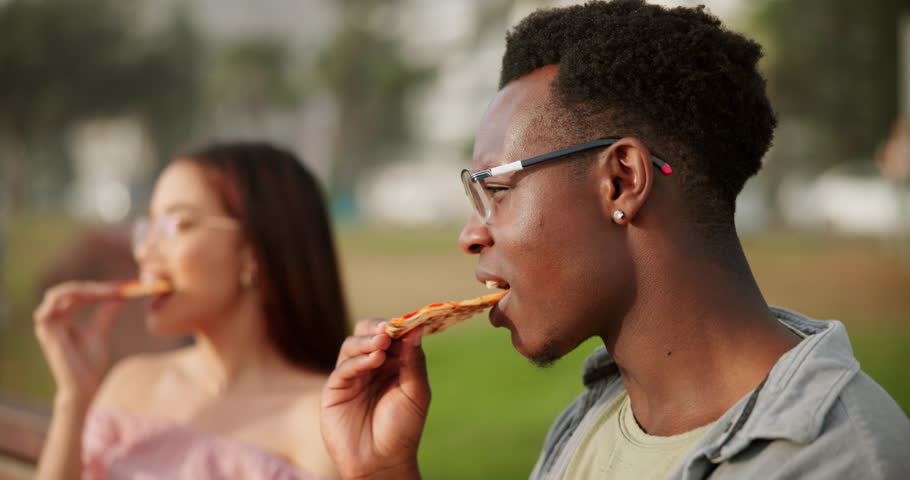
[414, 328, 423, 346]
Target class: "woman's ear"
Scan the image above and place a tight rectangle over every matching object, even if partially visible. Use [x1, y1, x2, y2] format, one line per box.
[592, 137, 655, 225]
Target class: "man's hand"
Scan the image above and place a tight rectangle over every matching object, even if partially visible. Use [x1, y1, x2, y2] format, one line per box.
[320, 319, 430, 480]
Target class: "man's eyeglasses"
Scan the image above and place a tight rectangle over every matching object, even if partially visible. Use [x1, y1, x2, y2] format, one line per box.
[461, 138, 672, 223]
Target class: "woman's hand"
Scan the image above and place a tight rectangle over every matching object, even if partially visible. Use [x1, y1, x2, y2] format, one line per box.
[320, 319, 430, 480]
[33, 281, 124, 404]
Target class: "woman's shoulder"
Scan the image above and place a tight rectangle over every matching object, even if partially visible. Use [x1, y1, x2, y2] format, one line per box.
[93, 347, 192, 411]
[268, 368, 327, 430]
[270, 370, 337, 478]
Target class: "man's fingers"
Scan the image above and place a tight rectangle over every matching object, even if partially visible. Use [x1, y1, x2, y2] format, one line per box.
[323, 351, 388, 406]
[337, 332, 392, 367]
[373, 321, 390, 336]
[335, 350, 386, 381]
[353, 318, 388, 336]
[398, 327, 430, 406]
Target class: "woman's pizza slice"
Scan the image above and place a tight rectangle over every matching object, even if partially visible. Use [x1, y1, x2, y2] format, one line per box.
[117, 279, 174, 299]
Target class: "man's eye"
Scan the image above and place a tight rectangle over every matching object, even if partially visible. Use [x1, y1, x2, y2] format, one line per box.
[485, 185, 509, 194]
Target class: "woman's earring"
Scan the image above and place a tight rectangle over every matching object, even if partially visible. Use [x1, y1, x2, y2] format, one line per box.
[240, 269, 255, 288]
[613, 210, 626, 221]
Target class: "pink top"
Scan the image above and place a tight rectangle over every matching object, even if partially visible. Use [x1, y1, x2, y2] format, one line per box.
[82, 408, 320, 480]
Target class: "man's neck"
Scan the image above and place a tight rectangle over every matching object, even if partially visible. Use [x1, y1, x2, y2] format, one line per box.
[603, 239, 801, 437]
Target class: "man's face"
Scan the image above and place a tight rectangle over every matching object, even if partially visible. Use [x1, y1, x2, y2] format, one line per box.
[459, 66, 635, 366]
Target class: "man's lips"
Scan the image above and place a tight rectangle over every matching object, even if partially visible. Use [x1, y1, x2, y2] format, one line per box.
[485, 279, 510, 290]
[489, 293, 511, 328]
[477, 268, 510, 290]
[476, 268, 510, 326]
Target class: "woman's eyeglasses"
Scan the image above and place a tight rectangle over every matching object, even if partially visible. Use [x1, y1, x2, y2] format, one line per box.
[132, 213, 238, 255]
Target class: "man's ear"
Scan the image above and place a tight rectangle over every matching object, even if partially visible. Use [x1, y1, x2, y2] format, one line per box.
[592, 137, 655, 224]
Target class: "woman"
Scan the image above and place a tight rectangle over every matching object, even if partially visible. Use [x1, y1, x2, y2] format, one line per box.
[34, 142, 348, 479]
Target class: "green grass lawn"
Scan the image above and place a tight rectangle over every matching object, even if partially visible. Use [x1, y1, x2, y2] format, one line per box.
[419, 327, 596, 479]
[2, 219, 909, 479]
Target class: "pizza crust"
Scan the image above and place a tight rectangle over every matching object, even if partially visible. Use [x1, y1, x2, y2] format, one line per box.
[385, 290, 507, 338]
[117, 279, 173, 298]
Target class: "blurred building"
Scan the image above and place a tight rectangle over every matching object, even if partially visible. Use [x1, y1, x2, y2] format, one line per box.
[67, 0, 747, 226]
[779, 165, 910, 235]
[355, 0, 748, 225]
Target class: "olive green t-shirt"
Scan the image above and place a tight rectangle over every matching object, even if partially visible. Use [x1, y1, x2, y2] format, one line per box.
[565, 392, 716, 479]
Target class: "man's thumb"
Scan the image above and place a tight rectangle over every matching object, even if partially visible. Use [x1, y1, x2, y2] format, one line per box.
[399, 327, 430, 406]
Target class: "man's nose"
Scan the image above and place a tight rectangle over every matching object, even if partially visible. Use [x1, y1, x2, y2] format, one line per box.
[458, 214, 493, 254]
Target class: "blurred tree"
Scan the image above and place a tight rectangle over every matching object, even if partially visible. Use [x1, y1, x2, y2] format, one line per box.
[755, 0, 910, 172]
[130, 8, 206, 177]
[315, 0, 435, 196]
[0, 0, 204, 212]
[207, 37, 302, 122]
[0, 0, 202, 326]
[470, 0, 520, 48]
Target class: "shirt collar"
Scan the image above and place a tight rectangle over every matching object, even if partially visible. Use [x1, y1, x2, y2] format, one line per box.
[579, 307, 860, 458]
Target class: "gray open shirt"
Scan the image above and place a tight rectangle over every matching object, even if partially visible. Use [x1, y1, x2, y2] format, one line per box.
[530, 307, 910, 479]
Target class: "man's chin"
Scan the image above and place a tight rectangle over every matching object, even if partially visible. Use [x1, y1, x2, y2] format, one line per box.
[529, 354, 560, 369]
[514, 334, 562, 369]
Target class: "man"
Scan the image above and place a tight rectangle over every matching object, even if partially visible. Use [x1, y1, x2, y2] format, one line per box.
[320, 1, 910, 478]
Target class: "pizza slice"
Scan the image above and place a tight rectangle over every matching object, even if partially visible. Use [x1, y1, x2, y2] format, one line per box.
[117, 279, 174, 299]
[385, 289, 508, 339]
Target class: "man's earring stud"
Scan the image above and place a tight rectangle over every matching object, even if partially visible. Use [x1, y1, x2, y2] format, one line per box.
[613, 210, 625, 221]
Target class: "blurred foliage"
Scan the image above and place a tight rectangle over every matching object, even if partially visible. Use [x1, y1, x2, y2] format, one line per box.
[755, 0, 910, 171]
[206, 37, 302, 118]
[132, 8, 205, 175]
[316, 0, 435, 194]
[0, 0, 204, 210]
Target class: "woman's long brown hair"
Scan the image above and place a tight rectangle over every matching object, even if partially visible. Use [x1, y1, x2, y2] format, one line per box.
[179, 142, 348, 373]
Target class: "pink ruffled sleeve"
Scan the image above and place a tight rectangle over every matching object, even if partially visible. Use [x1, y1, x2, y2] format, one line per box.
[78, 408, 322, 479]
[82, 408, 121, 480]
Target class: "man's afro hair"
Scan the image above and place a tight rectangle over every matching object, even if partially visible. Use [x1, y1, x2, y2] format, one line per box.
[500, 0, 776, 225]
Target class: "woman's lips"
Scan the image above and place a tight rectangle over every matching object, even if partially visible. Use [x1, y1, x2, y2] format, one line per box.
[147, 291, 174, 312]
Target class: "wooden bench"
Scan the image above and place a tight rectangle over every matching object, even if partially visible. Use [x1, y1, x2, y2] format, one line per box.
[0, 395, 48, 480]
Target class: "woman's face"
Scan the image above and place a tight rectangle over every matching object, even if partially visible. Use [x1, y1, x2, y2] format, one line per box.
[134, 160, 251, 336]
